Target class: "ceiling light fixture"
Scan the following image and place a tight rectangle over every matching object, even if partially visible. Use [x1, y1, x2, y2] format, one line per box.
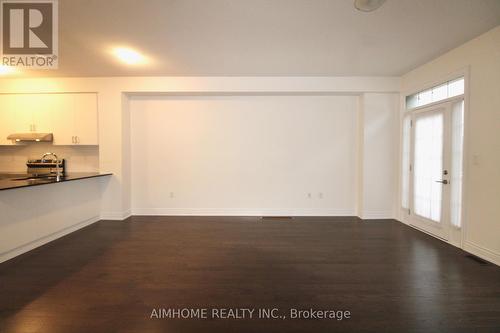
[0, 65, 18, 75]
[354, 0, 387, 12]
[111, 47, 149, 65]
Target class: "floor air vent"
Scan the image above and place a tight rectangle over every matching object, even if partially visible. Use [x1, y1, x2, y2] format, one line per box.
[465, 254, 491, 265]
[260, 216, 293, 220]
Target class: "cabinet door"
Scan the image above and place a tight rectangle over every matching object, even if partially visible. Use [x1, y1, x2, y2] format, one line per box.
[0, 95, 37, 145]
[51, 94, 76, 145]
[31, 94, 55, 133]
[74, 93, 98, 145]
[10, 95, 33, 133]
[0, 95, 15, 145]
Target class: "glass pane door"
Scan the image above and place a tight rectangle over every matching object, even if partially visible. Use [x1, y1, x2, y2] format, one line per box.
[413, 111, 444, 222]
[407, 99, 465, 245]
[409, 104, 451, 241]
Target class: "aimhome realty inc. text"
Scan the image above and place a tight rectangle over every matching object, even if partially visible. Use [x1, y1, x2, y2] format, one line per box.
[150, 308, 351, 321]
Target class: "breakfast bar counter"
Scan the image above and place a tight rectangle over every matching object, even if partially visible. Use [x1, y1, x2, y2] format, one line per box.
[0, 172, 111, 263]
[0, 173, 112, 191]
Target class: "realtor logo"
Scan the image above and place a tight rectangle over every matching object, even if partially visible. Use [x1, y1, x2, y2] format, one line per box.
[1, 0, 58, 69]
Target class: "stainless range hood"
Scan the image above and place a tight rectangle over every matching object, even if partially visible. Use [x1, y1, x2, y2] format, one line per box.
[7, 133, 54, 142]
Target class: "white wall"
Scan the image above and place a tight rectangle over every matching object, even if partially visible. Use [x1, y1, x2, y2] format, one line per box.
[130, 95, 358, 216]
[360, 93, 399, 219]
[401, 26, 500, 265]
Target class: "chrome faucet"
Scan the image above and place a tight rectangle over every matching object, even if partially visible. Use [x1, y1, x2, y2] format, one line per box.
[41, 152, 61, 181]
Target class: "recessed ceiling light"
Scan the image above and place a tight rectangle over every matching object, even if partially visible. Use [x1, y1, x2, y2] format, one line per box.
[111, 47, 149, 65]
[354, 0, 387, 12]
[0, 65, 18, 75]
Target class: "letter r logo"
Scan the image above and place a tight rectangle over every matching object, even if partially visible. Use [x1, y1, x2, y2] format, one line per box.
[2, 1, 54, 54]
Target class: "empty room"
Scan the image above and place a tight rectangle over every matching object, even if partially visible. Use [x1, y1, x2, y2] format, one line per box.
[0, 0, 499, 332]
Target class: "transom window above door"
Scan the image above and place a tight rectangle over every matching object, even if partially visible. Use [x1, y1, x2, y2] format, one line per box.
[406, 77, 464, 109]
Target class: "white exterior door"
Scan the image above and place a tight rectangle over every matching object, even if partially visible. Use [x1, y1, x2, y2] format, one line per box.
[410, 103, 452, 240]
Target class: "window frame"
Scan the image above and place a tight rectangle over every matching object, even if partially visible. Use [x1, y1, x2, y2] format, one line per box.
[406, 77, 464, 110]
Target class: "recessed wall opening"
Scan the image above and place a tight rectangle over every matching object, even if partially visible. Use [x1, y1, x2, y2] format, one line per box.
[129, 94, 359, 216]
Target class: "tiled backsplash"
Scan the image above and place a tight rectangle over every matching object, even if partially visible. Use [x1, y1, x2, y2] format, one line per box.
[0, 143, 99, 173]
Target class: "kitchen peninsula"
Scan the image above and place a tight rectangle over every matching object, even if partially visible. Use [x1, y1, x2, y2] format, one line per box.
[0, 173, 111, 263]
[0, 172, 111, 191]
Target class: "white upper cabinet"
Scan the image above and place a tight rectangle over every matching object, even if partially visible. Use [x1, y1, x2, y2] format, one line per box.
[31, 94, 55, 133]
[0, 93, 99, 146]
[51, 94, 76, 145]
[73, 93, 99, 145]
[0, 96, 17, 145]
[0, 95, 33, 145]
[0, 95, 32, 134]
[52, 93, 99, 145]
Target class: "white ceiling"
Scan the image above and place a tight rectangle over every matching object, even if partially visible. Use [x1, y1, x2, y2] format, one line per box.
[23, 0, 500, 77]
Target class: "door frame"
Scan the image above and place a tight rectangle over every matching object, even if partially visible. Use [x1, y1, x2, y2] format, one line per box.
[399, 68, 469, 250]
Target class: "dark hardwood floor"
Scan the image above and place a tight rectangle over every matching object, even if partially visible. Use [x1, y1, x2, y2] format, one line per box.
[1, 216, 499, 333]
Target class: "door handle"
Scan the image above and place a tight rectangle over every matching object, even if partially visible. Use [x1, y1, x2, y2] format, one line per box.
[435, 180, 449, 184]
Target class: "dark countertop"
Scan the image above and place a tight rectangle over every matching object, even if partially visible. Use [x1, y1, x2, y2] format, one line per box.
[0, 172, 112, 191]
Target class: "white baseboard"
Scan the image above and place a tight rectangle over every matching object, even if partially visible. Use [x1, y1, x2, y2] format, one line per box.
[0, 216, 100, 264]
[360, 211, 394, 219]
[131, 208, 356, 217]
[463, 240, 500, 266]
[100, 209, 132, 220]
[397, 217, 500, 267]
